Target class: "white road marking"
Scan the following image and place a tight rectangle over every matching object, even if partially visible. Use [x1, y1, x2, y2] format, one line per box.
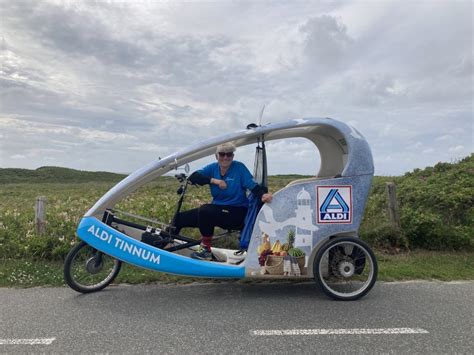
[252, 328, 429, 336]
[0, 338, 56, 345]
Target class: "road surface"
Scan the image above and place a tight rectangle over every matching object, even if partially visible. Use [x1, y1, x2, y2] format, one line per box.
[1, 281, 472, 353]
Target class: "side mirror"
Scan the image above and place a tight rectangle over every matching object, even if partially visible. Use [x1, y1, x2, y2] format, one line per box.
[173, 159, 190, 174]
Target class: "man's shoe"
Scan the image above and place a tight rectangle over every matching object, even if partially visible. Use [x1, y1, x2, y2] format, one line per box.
[191, 245, 212, 261]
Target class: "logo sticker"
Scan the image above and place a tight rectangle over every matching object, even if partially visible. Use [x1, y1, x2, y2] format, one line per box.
[317, 186, 352, 224]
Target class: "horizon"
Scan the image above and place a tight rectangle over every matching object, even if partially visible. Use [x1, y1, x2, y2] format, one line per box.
[1, 152, 471, 178]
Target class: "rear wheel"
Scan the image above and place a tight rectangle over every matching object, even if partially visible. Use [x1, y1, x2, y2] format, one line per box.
[64, 241, 121, 293]
[314, 237, 377, 301]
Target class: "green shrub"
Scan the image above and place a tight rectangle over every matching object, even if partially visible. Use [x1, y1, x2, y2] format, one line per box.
[360, 154, 473, 251]
[360, 224, 406, 249]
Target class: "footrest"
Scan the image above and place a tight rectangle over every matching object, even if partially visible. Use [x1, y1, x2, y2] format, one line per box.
[211, 248, 247, 264]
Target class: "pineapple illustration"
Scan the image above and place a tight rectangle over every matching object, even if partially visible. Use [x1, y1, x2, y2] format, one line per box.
[281, 229, 295, 251]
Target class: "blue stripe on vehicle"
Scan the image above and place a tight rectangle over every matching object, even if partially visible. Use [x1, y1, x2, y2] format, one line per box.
[76, 216, 245, 278]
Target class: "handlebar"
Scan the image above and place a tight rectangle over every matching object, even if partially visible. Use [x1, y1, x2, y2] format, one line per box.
[174, 173, 187, 183]
[174, 173, 188, 195]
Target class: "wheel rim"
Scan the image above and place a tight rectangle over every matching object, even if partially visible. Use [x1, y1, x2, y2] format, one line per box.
[338, 261, 355, 277]
[69, 245, 119, 290]
[318, 240, 375, 299]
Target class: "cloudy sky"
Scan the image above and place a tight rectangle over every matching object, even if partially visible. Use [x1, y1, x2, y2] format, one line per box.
[1, 0, 472, 176]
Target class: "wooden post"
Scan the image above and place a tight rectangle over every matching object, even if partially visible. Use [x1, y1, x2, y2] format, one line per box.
[386, 182, 401, 232]
[35, 196, 47, 234]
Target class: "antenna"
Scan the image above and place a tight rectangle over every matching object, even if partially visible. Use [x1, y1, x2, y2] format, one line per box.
[258, 104, 266, 126]
[246, 104, 267, 130]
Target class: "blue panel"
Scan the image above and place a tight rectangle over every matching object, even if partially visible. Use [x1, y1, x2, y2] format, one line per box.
[76, 217, 245, 278]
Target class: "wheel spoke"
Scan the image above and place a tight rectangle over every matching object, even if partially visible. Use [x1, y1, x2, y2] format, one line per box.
[343, 244, 353, 256]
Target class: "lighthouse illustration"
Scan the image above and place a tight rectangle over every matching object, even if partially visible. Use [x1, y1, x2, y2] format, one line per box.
[294, 188, 317, 262]
[258, 187, 318, 265]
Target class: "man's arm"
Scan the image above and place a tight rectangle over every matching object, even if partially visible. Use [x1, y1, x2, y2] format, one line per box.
[250, 184, 273, 203]
[188, 171, 211, 186]
[188, 171, 227, 189]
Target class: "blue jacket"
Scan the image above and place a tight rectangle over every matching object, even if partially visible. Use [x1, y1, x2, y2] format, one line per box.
[198, 161, 257, 207]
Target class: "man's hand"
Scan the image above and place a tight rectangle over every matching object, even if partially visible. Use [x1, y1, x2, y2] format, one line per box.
[261, 193, 273, 203]
[211, 178, 227, 190]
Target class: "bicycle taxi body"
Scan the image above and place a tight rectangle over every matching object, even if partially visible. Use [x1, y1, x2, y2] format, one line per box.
[65, 117, 378, 300]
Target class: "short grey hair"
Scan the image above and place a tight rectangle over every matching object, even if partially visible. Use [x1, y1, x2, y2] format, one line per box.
[216, 142, 236, 153]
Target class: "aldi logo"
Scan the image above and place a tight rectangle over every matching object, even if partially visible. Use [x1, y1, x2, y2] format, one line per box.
[317, 186, 352, 224]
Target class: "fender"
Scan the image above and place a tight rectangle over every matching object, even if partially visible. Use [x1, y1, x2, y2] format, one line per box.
[77, 217, 245, 278]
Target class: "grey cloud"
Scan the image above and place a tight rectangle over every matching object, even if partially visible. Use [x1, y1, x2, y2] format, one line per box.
[448, 56, 473, 78]
[0, 77, 156, 133]
[3, 1, 142, 67]
[341, 74, 400, 107]
[1, 1, 277, 116]
[299, 15, 353, 74]
[3, 1, 236, 89]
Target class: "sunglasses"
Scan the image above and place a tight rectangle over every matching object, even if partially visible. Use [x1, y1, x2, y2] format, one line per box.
[217, 152, 234, 158]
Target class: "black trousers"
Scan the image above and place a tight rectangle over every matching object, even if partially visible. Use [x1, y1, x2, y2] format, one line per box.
[174, 204, 248, 237]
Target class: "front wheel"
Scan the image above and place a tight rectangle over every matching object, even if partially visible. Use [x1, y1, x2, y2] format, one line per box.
[64, 241, 122, 293]
[314, 237, 377, 301]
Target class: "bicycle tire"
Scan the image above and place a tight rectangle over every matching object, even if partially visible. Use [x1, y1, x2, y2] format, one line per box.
[314, 237, 377, 301]
[64, 241, 122, 293]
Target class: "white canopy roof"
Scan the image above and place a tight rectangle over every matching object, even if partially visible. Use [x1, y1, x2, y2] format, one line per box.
[86, 117, 373, 217]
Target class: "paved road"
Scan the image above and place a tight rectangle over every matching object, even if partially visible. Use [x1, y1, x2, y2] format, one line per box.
[1, 281, 473, 353]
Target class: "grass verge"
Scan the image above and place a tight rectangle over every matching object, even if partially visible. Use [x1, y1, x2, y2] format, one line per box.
[376, 250, 474, 281]
[1, 251, 473, 288]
